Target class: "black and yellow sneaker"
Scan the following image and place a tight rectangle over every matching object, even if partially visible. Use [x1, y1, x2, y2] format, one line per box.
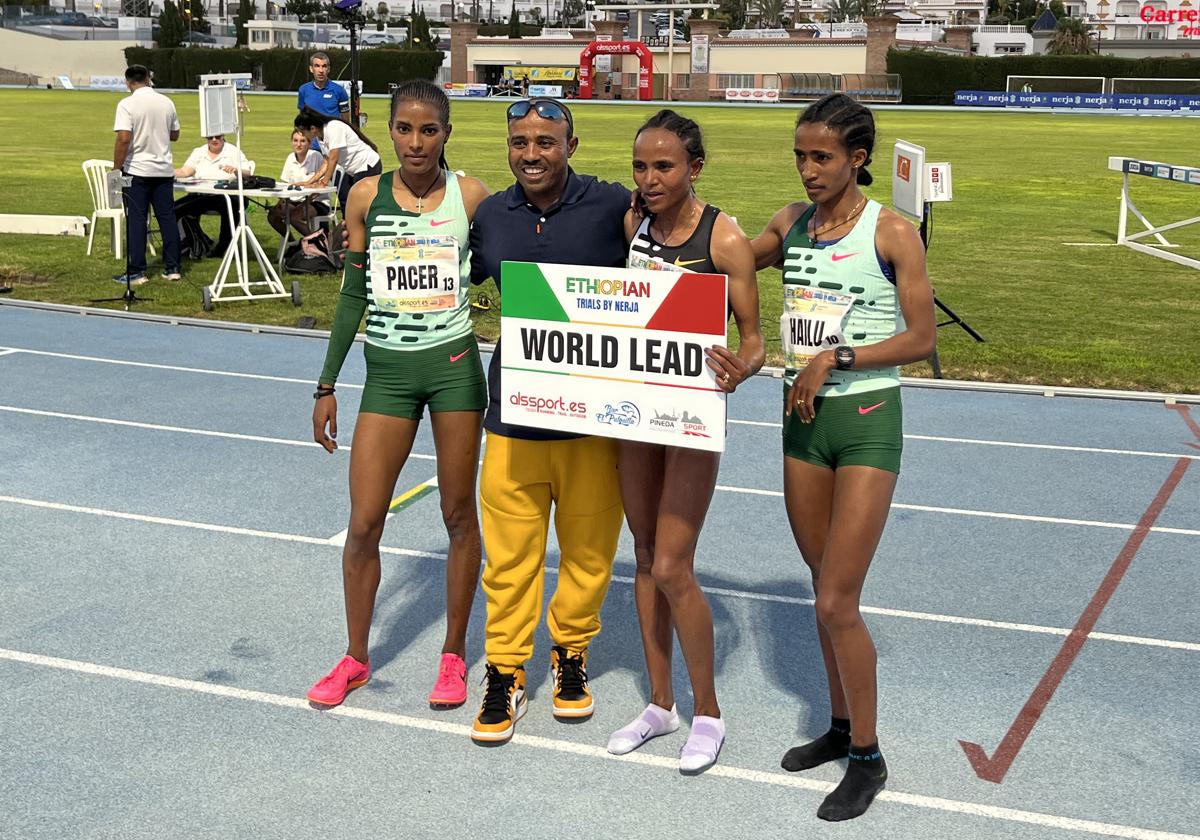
[471, 664, 527, 745]
[550, 645, 593, 720]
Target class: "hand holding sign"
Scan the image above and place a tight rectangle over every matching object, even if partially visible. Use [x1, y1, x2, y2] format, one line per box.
[500, 261, 729, 452]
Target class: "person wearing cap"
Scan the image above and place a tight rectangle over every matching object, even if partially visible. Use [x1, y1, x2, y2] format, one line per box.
[467, 98, 630, 746]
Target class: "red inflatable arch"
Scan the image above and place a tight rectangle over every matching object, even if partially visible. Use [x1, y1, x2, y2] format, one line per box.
[578, 40, 653, 101]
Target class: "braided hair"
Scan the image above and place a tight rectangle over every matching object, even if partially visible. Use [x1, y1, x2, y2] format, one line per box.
[390, 79, 452, 172]
[797, 94, 875, 186]
[636, 108, 706, 163]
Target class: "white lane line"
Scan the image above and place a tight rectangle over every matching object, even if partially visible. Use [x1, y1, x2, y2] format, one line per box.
[0, 406, 435, 462]
[714, 486, 1200, 538]
[2, 403, 1195, 537]
[891, 503, 1200, 536]
[0, 647, 1193, 840]
[18, 405, 1200, 535]
[4, 346, 1194, 462]
[0, 495, 445, 562]
[0, 349, 18, 358]
[0, 347, 364, 389]
[328, 475, 442, 545]
[4, 406, 1196, 537]
[727, 420, 1200, 461]
[1, 493, 1196, 654]
[903, 434, 1200, 461]
[607, 573, 1200, 653]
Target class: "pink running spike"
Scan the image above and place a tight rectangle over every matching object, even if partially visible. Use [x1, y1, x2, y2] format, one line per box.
[306, 655, 370, 707]
[428, 653, 468, 708]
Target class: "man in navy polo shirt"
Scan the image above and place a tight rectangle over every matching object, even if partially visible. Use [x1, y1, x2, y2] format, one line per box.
[468, 99, 630, 746]
[296, 52, 349, 122]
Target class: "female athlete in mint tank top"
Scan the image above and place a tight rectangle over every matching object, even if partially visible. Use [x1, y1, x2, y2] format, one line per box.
[308, 80, 492, 714]
[750, 94, 936, 822]
[606, 110, 764, 775]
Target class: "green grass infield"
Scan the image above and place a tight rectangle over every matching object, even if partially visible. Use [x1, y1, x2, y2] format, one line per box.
[2, 90, 1198, 393]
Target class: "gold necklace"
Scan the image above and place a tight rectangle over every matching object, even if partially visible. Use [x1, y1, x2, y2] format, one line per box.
[652, 201, 700, 247]
[809, 196, 867, 242]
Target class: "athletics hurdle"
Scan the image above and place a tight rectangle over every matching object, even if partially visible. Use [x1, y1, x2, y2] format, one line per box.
[1109, 156, 1200, 272]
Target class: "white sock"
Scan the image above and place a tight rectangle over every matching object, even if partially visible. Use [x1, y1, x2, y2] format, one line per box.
[679, 715, 726, 773]
[607, 703, 680, 755]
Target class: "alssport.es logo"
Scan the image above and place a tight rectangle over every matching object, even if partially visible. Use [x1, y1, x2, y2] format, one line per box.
[509, 391, 588, 418]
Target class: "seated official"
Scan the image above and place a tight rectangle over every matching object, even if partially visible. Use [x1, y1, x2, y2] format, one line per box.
[173, 134, 256, 257]
[268, 128, 329, 239]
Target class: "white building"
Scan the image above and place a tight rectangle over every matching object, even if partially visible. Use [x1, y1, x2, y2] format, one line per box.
[972, 23, 1034, 53]
[790, 0, 986, 25]
[246, 15, 300, 49]
[1084, 0, 1200, 39]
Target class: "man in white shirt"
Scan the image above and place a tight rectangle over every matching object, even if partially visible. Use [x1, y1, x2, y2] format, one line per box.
[174, 134, 256, 181]
[173, 135, 257, 258]
[112, 64, 182, 284]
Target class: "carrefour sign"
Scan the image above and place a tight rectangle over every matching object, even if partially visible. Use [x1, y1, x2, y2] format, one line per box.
[1140, 4, 1200, 34]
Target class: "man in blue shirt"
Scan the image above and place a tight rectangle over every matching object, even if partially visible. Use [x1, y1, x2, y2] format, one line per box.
[468, 99, 630, 746]
[296, 52, 349, 120]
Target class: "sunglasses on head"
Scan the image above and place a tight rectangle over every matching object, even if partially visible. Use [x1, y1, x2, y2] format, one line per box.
[506, 99, 573, 134]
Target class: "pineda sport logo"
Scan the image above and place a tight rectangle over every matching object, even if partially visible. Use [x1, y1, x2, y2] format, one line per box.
[1140, 3, 1200, 35]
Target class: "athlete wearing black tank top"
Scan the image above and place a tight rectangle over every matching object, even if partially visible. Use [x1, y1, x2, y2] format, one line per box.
[606, 110, 764, 775]
[628, 202, 721, 273]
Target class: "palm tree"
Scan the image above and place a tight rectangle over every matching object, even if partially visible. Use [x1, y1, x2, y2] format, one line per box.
[755, 0, 786, 26]
[825, 0, 858, 22]
[1046, 15, 1096, 54]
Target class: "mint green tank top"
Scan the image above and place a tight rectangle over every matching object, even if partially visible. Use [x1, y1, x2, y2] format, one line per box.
[363, 170, 472, 350]
[781, 199, 905, 397]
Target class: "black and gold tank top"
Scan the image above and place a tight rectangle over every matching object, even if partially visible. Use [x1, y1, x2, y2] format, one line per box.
[627, 203, 720, 275]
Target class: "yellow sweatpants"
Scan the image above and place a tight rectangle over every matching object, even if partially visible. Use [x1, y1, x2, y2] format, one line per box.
[480, 432, 624, 671]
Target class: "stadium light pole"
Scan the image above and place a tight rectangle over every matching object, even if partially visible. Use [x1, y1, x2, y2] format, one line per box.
[595, 4, 718, 101]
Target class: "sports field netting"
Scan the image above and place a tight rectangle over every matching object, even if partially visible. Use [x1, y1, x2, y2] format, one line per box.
[1110, 77, 1200, 95]
[1005, 75, 1106, 94]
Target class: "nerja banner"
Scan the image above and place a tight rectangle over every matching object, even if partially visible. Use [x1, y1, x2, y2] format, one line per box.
[500, 261, 729, 452]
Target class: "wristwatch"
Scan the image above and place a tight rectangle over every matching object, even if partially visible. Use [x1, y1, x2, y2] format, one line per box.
[834, 345, 856, 371]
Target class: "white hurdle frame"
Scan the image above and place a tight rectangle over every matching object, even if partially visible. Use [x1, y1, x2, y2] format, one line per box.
[1109, 156, 1200, 272]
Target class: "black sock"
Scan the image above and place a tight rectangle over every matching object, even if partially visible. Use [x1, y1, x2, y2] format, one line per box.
[780, 717, 851, 772]
[817, 742, 888, 822]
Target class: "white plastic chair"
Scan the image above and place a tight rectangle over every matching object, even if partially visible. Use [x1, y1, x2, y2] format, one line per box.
[275, 168, 342, 273]
[82, 159, 123, 259]
[82, 159, 155, 260]
[313, 166, 344, 227]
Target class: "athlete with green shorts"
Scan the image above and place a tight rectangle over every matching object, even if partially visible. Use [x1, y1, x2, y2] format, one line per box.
[307, 80, 492, 712]
[752, 93, 936, 822]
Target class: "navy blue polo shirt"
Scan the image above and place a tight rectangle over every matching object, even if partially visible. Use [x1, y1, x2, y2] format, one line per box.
[470, 168, 631, 440]
[297, 81, 349, 118]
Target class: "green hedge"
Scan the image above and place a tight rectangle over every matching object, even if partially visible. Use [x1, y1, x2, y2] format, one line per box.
[123, 46, 442, 93]
[476, 23, 543, 36]
[887, 49, 1200, 104]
